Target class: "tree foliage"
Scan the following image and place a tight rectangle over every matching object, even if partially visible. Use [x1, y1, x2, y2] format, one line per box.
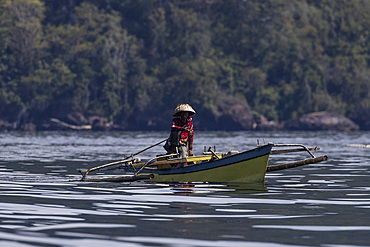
[0, 0, 369, 129]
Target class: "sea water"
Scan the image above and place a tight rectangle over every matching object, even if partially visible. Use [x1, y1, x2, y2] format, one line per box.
[0, 131, 369, 246]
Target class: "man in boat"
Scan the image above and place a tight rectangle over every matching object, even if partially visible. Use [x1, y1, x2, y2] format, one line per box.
[164, 104, 195, 158]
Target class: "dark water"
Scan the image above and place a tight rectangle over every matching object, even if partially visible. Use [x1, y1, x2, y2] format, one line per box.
[0, 131, 369, 247]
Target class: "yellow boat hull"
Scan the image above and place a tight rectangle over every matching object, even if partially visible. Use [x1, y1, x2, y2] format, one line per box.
[150, 155, 269, 183]
[139, 144, 273, 183]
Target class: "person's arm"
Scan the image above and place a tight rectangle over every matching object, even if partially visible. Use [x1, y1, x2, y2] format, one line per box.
[188, 119, 194, 156]
[171, 121, 192, 133]
[171, 118, 180, 132]
[188, 139, 193, 155]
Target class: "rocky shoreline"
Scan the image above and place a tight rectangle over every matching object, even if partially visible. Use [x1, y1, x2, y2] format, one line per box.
[0, 110, 361, 131]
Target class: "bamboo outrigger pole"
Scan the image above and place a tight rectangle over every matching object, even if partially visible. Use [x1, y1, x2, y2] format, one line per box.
[80, 138, 167, 181]
[267, 155, 328, 172]
[270, 147, 319, 155]
[271, 143, 316, 158]
[347, 144, 370, 148]
[267, 143, 328, 172]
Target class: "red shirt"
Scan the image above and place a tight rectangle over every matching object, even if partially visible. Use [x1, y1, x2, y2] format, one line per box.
[171, 117, 194, 147]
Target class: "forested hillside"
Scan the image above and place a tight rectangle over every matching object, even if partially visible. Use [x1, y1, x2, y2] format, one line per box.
[0, 0, 369, 130]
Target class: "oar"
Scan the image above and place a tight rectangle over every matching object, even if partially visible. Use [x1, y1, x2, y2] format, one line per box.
[81, 138, 167, 181]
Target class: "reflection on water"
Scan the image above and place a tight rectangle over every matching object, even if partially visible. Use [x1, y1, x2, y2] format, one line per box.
[0, 131, 369, 246]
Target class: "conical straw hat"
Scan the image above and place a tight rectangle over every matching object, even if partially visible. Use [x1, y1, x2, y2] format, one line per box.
[172, 104, 196, 117]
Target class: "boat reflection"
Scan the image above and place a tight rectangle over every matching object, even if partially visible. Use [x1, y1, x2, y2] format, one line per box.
[167, 182, 267, 195]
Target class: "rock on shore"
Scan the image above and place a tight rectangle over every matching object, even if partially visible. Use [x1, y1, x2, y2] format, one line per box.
[285, 111, 359, 131]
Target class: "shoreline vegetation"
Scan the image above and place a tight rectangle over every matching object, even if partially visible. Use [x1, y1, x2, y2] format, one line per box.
[0, 1, 369, 131]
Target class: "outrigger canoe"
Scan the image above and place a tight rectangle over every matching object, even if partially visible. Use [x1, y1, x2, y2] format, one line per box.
[78, 144, 273, 183]
[76, 142, 328, 183]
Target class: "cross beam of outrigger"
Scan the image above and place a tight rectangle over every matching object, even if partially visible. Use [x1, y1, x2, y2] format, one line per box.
[267, 143, 328, 172]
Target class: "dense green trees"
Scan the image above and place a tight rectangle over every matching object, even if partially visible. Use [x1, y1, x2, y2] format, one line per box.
[0, 0, 369, 130]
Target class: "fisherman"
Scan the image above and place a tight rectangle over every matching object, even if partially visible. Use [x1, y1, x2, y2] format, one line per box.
[164, 104, 195, 158]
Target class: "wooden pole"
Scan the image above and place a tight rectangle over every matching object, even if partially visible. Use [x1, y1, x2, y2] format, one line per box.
[347, 144, 370, 148]
[271, 147, 319, 155]
[76, 174, 154, 183]
[81, 138, 167, 181]
[266, 155, 328, 172]
[208, 147, 220, 159]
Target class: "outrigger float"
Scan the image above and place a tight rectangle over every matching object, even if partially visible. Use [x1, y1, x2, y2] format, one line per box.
[74, 140, 328, 183]
[347, 144, 370, 149]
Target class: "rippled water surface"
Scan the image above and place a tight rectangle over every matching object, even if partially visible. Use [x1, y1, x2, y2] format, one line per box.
[0, 131, 369, 246]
